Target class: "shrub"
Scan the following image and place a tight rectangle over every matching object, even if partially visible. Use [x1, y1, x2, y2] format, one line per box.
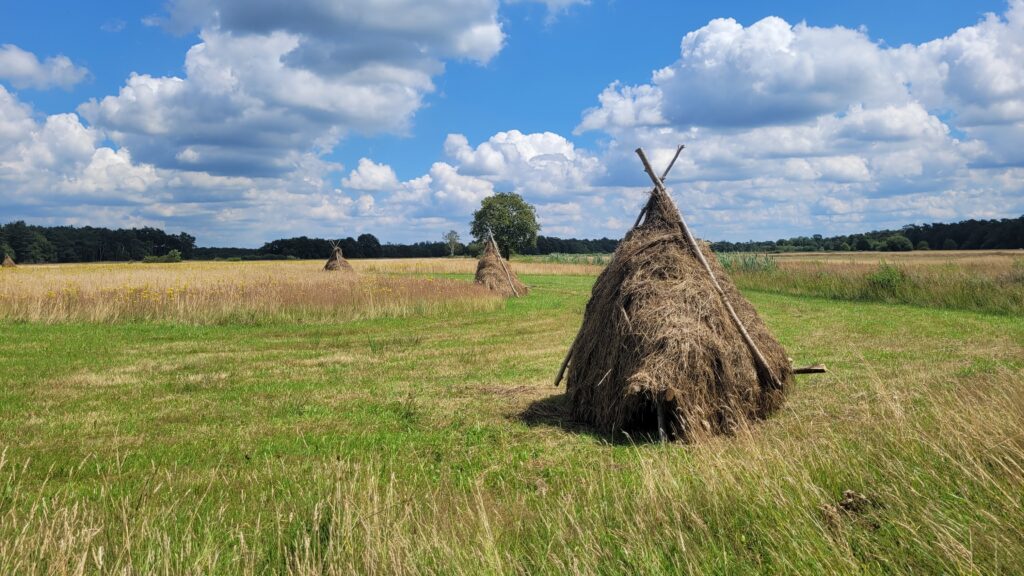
[884, 235, 914, 252]
[142, 249, 183, 263]
[943, 238, 959, 250]
[866, 262, 908, 294]
[916, 241, 930, 250]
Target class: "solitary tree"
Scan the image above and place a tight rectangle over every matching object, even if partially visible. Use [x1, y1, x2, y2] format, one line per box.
[470, 193, 540, 259]
[443, 230, 460, 257]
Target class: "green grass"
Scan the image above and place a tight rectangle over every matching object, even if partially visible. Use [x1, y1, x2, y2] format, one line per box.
[1, 273, 1023, 574]
[516, 253, 612, 265]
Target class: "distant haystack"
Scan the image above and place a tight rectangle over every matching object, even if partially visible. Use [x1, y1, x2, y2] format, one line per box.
[324, 241, 354, 272]
[2, 254, 14, 268]
[474, 236, 528, 297]
[556, 147, 792, 442]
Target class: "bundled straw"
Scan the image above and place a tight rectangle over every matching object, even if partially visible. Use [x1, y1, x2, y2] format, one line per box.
[324, 243, 354, 272]
[565, 187, 792, 441]
[474, 240, 528, 297]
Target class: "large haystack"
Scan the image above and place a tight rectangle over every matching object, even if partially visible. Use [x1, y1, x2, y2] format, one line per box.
[560, 153, 791, 442]
[2, 254, 14, 268]
[323, 242, 354, 272]
[475, 239, 528, 297]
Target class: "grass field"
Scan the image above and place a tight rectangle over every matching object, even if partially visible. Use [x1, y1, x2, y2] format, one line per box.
[1, 257, 1023, 574]
[721, 251, 1024, 316]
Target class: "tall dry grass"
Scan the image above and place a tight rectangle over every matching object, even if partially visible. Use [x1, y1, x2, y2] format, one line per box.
[0, 260, 501, 324]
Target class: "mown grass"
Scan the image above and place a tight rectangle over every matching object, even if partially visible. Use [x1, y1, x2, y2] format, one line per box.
[721, 253, 1024, 315]
[1, 263, 1023, 574]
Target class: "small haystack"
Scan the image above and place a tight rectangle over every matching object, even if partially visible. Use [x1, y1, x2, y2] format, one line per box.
[474, 235, 528, 297]
[2, 254, 14, 268]
[556, 147, 792, 442]
[323, 241, 354, 272]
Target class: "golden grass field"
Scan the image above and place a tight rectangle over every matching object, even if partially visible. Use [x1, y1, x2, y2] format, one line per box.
[0, 260, 502, 324]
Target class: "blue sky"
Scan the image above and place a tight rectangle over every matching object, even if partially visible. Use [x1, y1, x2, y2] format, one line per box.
[1, 0, 1022, 246]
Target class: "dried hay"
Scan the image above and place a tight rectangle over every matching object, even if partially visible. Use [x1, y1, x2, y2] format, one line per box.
[2, 254, 14, 268]
[324, 244, 354, 273]
[474, 240, 528, 297]
[565, 187, 792, 441]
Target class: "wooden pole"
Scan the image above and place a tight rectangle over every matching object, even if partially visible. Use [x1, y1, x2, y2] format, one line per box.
[553, 329, 581, 387]
[656, 399, 668, 443]
[553, 146, 687, 387]
[793, 364, 828, 374]
[636, 147, 784, 391]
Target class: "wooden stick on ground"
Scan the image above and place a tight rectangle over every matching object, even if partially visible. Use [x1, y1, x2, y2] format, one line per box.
[793, 364, 828, 374]
[636, 147, 784, 391]
[553, 146, 686, 387]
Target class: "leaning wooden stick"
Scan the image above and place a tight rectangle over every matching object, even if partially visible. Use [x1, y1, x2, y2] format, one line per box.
[554, 146, 687, 387]
[636, 147, 784, 391]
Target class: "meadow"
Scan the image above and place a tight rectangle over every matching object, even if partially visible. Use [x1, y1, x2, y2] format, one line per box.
[721, 250, 1024, 315]
[0, 254, 1022, 574]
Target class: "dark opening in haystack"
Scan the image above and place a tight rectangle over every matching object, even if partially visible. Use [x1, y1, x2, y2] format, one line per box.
[323, 242, 354, 272]
[558, 148, 792, 442]
[2, 254, 14, 268]
[474, 238, 528, 297]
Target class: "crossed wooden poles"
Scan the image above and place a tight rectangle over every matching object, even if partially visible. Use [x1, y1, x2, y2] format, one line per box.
[553, 146, 785, 399]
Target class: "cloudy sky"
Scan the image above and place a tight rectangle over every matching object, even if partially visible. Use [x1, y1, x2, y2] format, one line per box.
[1, 0, 1022, 246]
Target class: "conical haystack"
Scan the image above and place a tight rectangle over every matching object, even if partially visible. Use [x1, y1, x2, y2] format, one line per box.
[563, 185, 792, 442]
[323, 243, 354, 272]
[2, 254, 14, 268]
[475, 239, 528, 297]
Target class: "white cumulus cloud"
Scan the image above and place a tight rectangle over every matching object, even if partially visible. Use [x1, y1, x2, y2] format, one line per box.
[0, 44, 89, 90]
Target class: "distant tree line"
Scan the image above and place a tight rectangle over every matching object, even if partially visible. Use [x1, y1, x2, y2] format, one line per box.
[4, 214, 1020, 263]
[196, 234, 620, 260]
[711, 216, 1024, 253]
[0, 221, 196, 263]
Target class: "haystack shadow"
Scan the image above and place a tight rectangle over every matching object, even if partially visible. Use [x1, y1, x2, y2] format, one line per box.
[517, 393, 665, 445]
